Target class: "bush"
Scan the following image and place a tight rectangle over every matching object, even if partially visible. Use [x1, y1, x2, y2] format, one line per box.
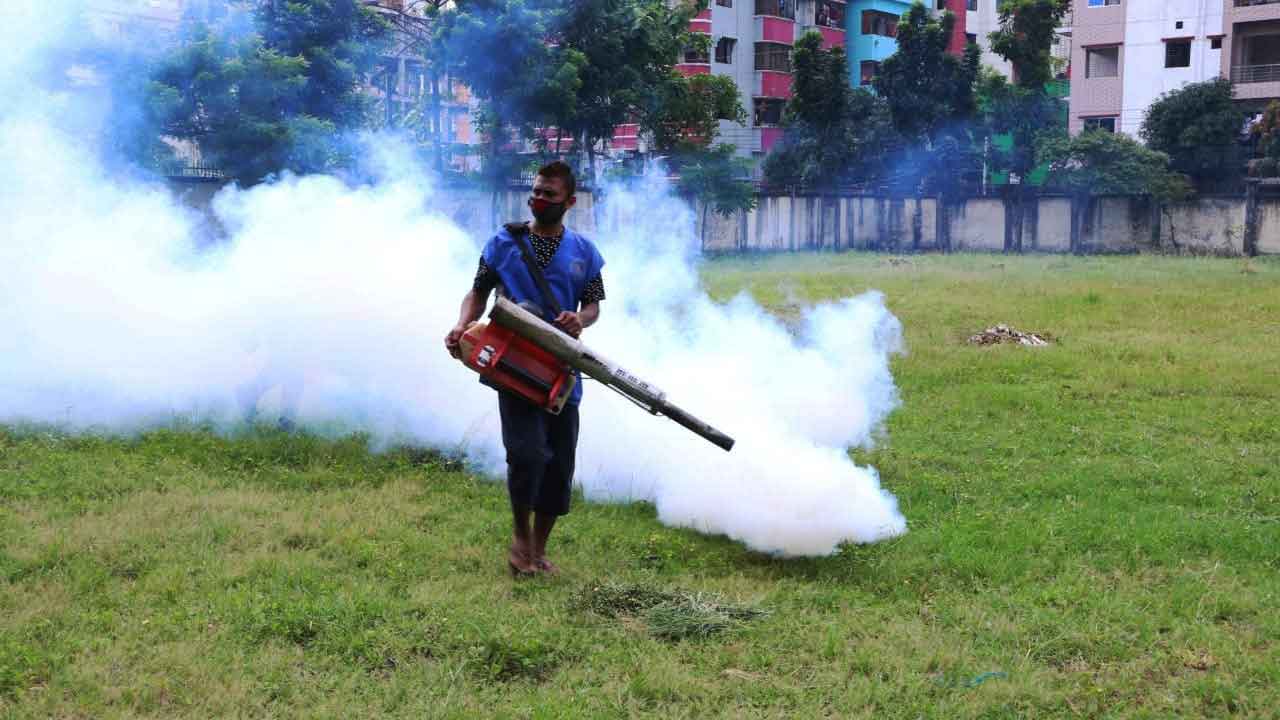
[1250, 157, 1279, 178]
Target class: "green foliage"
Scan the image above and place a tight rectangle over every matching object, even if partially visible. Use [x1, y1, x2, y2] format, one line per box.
[146, 0, 390, 184]
[763, 32, 896, 189]
[872, 2, 980, 191]
[440, 0, 584, 186]
[674, 144, 756, 246]
[1140, 78, 1247, 189]
[1040, 130, 1191, 201]
[1251, 100, 1280, 160]
[988, 0, 1069, 90]
[976, 67, 1066, 183]
[873, 3, 978, 145]
[1250, 157, 1279, 179]
[0, 638, 52, 701]
[643, 72, 745, 154]
[465, 636, 563, 681]
[982, 1, 1069, 190]
[556, 0, 707, 155]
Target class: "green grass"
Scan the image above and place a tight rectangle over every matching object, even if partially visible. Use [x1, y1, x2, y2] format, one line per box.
[2, 254, 1278, 718]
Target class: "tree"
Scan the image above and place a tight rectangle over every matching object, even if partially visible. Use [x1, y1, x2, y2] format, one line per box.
[438, 0, 585, 194]
[983, 0, 1068, 250]
[378, 1, 454, 173]
[556, 0, 705, 179]
[146, 0, 389, 184]
[975, 68, 1065, 182]
[988, 0, 1069, 90]
[872, 2, 980, 191]
[641, 72, 745, 154]
[1140, 78, 1247, 191]
[762, 31, 896, 190]
[1040, 130, 1190, 202]
[675, 144, 756, 249]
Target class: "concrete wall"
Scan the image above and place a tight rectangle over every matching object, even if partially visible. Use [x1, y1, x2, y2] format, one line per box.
[167, 179, 1277, 257]
[1160, 197, 1246, 255]
[950, 197, 1004, 252]
[1259, 199, 1280, 255]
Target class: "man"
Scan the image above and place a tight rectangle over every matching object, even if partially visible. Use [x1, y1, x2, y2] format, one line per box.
[445, 161, 605, 576]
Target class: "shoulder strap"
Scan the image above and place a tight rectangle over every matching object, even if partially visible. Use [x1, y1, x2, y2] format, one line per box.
[505, 221, 563, 318]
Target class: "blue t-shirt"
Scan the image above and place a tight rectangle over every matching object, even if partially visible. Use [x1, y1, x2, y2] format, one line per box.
[480, 226, 605, 405]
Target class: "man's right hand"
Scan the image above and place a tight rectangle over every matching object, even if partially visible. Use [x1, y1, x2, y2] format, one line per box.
[445, 323, 467, 359]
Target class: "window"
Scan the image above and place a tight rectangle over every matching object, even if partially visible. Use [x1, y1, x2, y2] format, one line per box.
[1087, 0, 1119, 7]
[683, 43, 710, 64]
[968, 0, 978, 10]
[966, 33, 977, 45]
[754, 42, 792, 72]
[754, 0, 795, 20]
[1083, 117, 1117, 133]
[861, 10, 898, 38]
[1211, 36, 1223, 50]
[1086, 46, 1120, 78]
[715, 37, 737, 64]
[815, 0, 844, 29]
[716, 0, 732, 6]
[404, 61, 425, 98]
[1175, 21, 1183, 30]
[754, 98, 785, 126]
[1165, 40, 1191, 68]
[860, 60, 880, 85]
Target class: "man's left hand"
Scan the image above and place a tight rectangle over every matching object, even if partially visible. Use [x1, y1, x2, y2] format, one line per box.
[554, 311, 583, 338]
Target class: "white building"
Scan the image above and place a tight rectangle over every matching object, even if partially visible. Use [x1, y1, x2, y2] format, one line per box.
[1069, 0, 1231, 136]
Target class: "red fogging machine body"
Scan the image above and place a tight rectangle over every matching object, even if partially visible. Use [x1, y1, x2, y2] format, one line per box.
[458, 319, 577, 415]
[455, 297, 735, 451]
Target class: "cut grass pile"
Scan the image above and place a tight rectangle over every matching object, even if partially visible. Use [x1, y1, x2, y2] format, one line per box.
[1, 254, 1277, 718]
[572, 582, 768, 641]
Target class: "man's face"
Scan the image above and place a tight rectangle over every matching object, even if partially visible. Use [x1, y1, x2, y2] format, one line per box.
[531, 175, 572, 205]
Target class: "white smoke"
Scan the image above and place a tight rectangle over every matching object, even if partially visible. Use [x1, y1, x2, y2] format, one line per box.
[0, 0, 906, 556]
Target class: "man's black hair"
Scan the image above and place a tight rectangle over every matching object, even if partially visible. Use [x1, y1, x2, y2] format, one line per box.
[536, 161, 576, 198]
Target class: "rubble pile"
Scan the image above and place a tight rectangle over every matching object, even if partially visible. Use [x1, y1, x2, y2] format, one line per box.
[967, 324, 1052, 347]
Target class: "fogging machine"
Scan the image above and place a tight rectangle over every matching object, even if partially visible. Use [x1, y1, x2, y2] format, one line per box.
[458, 296, 734, 451]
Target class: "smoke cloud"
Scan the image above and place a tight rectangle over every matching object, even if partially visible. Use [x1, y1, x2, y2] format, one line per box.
[1, 0, 906, 556]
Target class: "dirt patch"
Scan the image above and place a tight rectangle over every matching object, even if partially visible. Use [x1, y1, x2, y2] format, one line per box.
[967, 324, 1052, 347]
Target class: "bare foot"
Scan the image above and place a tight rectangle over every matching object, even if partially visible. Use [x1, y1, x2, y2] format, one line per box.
[508, 543, 536, 576]
[534, 557, 559, 576]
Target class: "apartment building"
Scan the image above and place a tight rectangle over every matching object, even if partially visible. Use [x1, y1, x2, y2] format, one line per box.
[84, 0, 186, 41]
[668, 0, 850, 158]
[1223, 0, 1280, 108]
[1070, 0, 1280, 136]
[846, 1, 970, 88]
[362, 1, 478, 162]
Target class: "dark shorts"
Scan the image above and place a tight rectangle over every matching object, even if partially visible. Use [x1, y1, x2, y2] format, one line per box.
[498, 392, 580, 516]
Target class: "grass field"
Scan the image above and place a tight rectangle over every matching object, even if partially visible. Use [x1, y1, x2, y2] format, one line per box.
[2, 254, 1278, 718]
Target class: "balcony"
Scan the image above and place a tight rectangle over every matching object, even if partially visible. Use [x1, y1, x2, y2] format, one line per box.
[755, 0, 795, 20]
[1232, 63, 1280, 82]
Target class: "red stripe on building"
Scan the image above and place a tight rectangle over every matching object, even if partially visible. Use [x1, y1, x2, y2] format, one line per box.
[759, 70, 792, 98]
[761, 127, 785, 152]
[942, 0, 967, 56]
[817, 26, 844, 49]
[760, 16, 795, 44]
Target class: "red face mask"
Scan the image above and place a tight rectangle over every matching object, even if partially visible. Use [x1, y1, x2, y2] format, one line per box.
[529, 196, 567, 224]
